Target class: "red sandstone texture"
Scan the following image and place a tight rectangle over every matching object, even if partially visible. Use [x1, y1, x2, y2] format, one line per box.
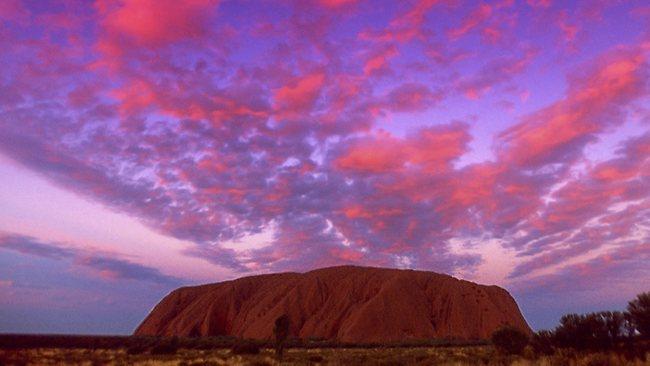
[135, 266, 531, 342]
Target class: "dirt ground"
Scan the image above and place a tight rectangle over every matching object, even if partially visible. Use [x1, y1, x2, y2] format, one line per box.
[1, 346, 649, 366]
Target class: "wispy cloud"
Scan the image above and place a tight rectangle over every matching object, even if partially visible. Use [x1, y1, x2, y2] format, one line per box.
[0, 233, 183, 286]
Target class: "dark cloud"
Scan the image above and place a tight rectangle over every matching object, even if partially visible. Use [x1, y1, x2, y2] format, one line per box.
[0, 233, 75, 260]
[0, 233, 183, 286]
[74, 256, 183, 285]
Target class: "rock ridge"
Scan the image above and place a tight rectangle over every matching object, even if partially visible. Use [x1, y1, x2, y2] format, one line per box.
[135, 265, 531, 342]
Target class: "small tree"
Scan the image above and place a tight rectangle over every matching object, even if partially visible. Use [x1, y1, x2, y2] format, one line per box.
[273, 314, 290, 360]
[627, 292, 650, 339]
[554, 313, 582, 349]
[554, 312, 612, 350]
[491, 326, 529, 355]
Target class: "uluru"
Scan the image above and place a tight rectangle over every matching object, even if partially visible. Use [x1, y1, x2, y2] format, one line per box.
[135, 266, 531, 343]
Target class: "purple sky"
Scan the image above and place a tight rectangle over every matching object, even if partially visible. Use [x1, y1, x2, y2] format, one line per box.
[0, 0, 649, 334]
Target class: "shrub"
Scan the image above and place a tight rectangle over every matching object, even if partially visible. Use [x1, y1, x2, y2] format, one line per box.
[553, 312, 627, 350]
[627, 292, 650, 339]
[273, 314, 290, 359]
[531, 330, 555, 355]
[149, 336, 179, 355]
[126, 344, 149, 355]
[230, 339, 260, 355]
[149, 343, 177, 355]
[491, 326, 529, 355]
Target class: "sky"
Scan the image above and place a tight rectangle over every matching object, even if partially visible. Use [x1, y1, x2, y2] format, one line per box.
[0, 0, 648, 334]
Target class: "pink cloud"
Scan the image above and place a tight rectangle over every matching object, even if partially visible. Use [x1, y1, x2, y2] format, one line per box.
[497, 47, 648, 168]
[335, 132, 404, 173]
[329, 247, 365, 261]
[456, 49, 536, 99]
[0, 0, 29, 21]
[556, 10, 578, 46]
[448, 4, 492, 40]
[526, 0, 552, 8]
[336, 123, 470, 174]
[98, 0, 218, 48]
[363, 45, 399, 75]
[274, 72, 326, 117]
[359, 0, 440, 43]
[382, 83, 443, 112]
[317, 0, 358, 8]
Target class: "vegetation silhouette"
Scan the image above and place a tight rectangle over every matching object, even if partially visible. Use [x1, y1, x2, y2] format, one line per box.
[628, 292, 650, 339]
[522, 291, 650, 359]
[230, 339, 261, 355]
[149, 336, 178, 355]
[273, 314, 290, 360]
[490, 326, 529, 355]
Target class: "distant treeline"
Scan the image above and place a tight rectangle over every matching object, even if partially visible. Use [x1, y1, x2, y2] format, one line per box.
[0, 334, 488, 350]
[490, 291, 650, 357]
[530, 291, 650, 353]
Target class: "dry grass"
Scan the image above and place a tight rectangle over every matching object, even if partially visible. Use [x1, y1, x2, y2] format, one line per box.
[0, 346, 648, 366]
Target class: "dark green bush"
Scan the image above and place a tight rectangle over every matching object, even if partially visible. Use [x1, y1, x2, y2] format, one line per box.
[149, 336, 178, 355]
[126, 344, 149, 354]
[627, 292, 650, 339]
[491, 326, 529, 355]
[553, 312, 626, 350]
[530, 330, 554, 355]
[603, 311, 625, 343]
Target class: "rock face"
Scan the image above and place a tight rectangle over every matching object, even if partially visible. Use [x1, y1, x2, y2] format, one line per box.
[135, 266, 531, 342]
